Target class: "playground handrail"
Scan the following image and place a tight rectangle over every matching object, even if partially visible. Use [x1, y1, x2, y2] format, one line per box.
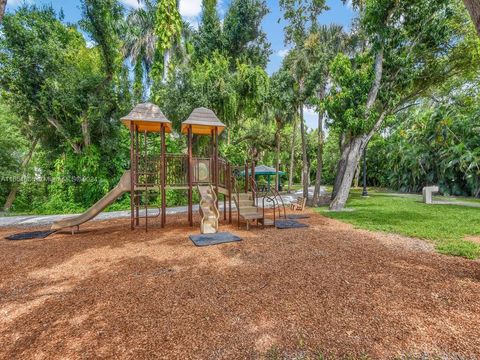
[231, 175, 241, 225]
[271, 187, 287, 219]
[249, 176, 258, 206]
[262, 191, 277, 226]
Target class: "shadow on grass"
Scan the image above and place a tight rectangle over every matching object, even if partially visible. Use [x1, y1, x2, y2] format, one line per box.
[317, 193, 480, 259]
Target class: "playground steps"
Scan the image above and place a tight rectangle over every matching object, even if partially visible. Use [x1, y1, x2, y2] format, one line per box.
[233, 191, 266, 229]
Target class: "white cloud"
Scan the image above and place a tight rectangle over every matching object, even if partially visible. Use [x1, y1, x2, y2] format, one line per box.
[7, 0, 34, 8]
[277, 49, 290, 58]
[179, 0, 202, 17]
[119, 0, 143, 9]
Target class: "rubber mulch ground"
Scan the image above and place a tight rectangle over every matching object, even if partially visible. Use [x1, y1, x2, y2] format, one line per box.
[0, 210, 479, 359]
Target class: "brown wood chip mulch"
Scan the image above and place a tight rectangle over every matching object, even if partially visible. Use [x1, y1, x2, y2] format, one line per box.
[0, 210, 479, 359]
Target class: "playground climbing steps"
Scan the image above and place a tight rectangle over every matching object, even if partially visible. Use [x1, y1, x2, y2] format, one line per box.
[233, 191, 266, 230]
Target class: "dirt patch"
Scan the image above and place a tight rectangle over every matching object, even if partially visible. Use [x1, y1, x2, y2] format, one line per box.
[0, 210, 479, 359]
[465, 235, 480, 245]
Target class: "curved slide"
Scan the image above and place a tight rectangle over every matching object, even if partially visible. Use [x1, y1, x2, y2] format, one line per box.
[50, 170, 131, 231]
[197, 185, 219, 234]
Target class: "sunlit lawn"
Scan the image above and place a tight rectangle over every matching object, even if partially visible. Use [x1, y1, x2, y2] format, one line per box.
[317, 190, 480, 259]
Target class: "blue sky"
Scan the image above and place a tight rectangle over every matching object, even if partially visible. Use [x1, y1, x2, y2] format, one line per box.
[6, 0, 354, 128]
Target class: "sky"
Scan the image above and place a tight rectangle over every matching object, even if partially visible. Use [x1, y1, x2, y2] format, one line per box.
[5, 0, 355, 129]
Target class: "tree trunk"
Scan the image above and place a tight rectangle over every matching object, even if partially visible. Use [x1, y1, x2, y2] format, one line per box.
[331, 136, 348, 200]
[288, 116, 297, 192]
[353, 161, 361, 188]
[81, 115, 91, 148]
[274, 121, 281, 192]
[330, 45, 384, 210]
[0, 0, 6, 23]
[299, 104, 309, 199]
[162, 49, 171, 83]
[463, 0, 480, 36]
[312, 108, 325, 205]
[3, 137, 38, 212]
[47, 117, 82, 154]
[329, 136, 365, 210]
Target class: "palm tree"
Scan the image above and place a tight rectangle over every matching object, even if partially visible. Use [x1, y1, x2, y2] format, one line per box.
[122, 0, 157, 101]
[269, 70, 296, 190]
[305, 25, 345, 205]
[285, 47, 310, 199]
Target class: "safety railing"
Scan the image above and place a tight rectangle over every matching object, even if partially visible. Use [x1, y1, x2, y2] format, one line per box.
[192, 157, 212, 184]
[165, 154, 188, 186]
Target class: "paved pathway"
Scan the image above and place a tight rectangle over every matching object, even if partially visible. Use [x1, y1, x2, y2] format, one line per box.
[0, 188, 323, 228]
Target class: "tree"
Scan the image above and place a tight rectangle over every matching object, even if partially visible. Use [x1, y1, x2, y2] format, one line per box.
[222, 0, 271, 69]
[326, 0, 480, 210]
[0, 101, 33, 211]
[154, 0, 182, 83]
[1, 5, 131, 211]
[80, 0, 124, 82]
[303, 25, 345, 205]
[365, 75, 480, 197]
[280, 0, 327, 199]
[123, 0, 157, 102]
[193, 0, 223, 62]
[463, 0, 480, 36]
[269, 70, 296, 190]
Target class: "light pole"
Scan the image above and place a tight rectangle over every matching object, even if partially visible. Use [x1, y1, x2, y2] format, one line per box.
[362, 146, 368, 197]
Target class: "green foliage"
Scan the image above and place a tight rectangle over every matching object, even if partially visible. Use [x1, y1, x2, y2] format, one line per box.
[0, 5, 131, 213]
[123, 0, 158, 101]
[325, 0, 480, 139]
[365, 78, 480, 196]
[152, 0, 182, 80]
[154, 0, 181, 53]
[319, 191, 480, 259]
[193, 0, 223, 61]
[80, 0, 124, 79]
[0, 102, 28, 205]
[222, 0, 271, 68]
[279, 0, 327, 45]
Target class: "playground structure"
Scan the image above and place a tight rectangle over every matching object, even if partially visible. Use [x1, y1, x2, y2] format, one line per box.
[47, 103, 287, 234]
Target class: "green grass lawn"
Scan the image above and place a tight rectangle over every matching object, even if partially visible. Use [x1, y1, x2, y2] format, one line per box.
[317, 190, 480, 259]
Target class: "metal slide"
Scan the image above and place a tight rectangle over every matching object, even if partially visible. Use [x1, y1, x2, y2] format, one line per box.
[50, 170, 131, 231]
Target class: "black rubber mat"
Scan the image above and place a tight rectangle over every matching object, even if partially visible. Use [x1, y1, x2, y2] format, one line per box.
[189, 232, 242, 246]
[275, 220, 309, 229]
[5, 230, 56, 241]
[287, 214, 310, 219]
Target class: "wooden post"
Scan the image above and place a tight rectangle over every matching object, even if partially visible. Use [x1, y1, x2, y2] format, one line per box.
[135, 127, 140, 226]
[161, 124, 166, 228]
[244, 162, 248, 193]
[251, 160, 256, 206]
[130, 122, 135, 230]
[144, 130, 148, 232]
[188, 126, 193, 226]
[214, 127, 219, 210]
[227, 163, 232, 223]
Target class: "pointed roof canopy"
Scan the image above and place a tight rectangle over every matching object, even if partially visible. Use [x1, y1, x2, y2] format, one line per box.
[121, 102, 172, 133]
[181, 107, 226, 135]
[241, 165, 285, 177]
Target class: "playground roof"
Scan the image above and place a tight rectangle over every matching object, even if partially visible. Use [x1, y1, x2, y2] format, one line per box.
[241, 165, 285, 176]
[121, 103, 172, 133]
[181, 107, 226, 135]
